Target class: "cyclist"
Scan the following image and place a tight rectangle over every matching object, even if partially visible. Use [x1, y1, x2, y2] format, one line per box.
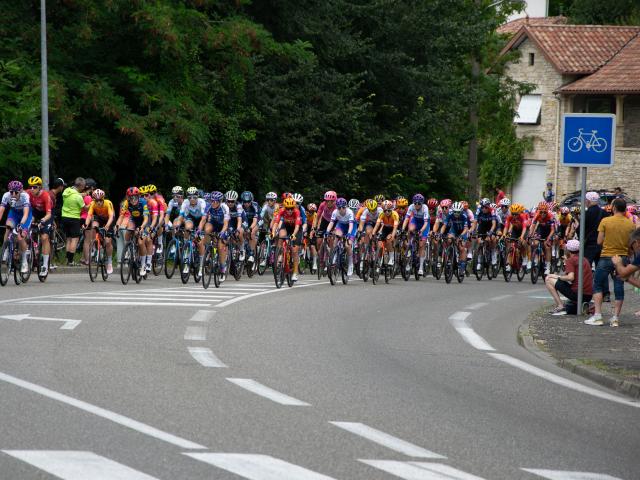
[272, 196, 302, 281]
[442, 201, 470, 274]
[84, 189, 115, 274]
[119, 187, 150, 278]
[204, 191, 230, 282]
[357, 198, 382, 256]
[225, 190, 246, 262]
[148, 184, 167, 255]
[433, 198, 452, 235]
[503, 203, 529, 272]
[372, 200, 399, 266]
[395, 197, 409, 227]
[26, 176, 54, 276]
[314, 191, 337, 258]
[472, 198, 498, 268]
[173, 186, 207, 275]
[495, 198, 510, 236]
[402, 194, 430, 276]
[529, 201, 556, 275]
[556, 206, 573, 244]
[241, 191, 261, 263]
[0, 180, 32, 273]
[258, 192, 279, 267]
[348, 199, 360, 215]
[139, 185, 159, 273]
[325, 197, 356, 276]
[306, 203, 318, 270]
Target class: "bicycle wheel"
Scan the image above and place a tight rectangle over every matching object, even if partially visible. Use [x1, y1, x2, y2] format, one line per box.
[256, 239, 268, 276]
[456, 254, 465, 283]
[433, 243, 443, 280]
[0, 243, 10, 286]
[88, 240, 99, 282]
[383, 250, 391, 284]
[133, 247, 143, 284]
[327, 246, 337, 286]
[473, 248, 483, 281]
[100, 246, 109, 281]
[212, 252, 221, 288]
[152, 245, 163, 276]
[164, 238, 180, 279]
[285, 247, 294, 287]
[530, 251, 539, 284]
[193, 251, 203, 284]
[19, 246, 32, 283]
[180, 243, 192, 284]
[233, 245, 244, 281]
[273, 246, 284, 288]
[400, 245, 410, 281]
[317, 242, 327, 280]
[341, 250, 349, 285]
[202, 248, 213, 289]
[371, 250, 380, 285]
[120, 243, 132, 285]
[516, 251, 526, 282]
[503, 248, 513, 282]
[444, 246, 454, 284]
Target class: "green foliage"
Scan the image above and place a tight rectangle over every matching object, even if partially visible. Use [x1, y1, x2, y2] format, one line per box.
[550, 0, 640, 24]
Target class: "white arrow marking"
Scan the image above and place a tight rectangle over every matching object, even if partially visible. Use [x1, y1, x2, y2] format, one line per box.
[0, 313, 81, 330]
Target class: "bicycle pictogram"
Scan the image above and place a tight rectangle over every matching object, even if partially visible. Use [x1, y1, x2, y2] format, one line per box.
[567, 128, 607, 153]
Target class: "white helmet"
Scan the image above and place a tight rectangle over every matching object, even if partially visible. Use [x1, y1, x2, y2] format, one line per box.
[171, 186, 183, 195]
[348, 199, 360, 209]
[499, 197, 511, 207]
[292, 193, 303, 204]
[186, 186, 198, 196]
[265, 191, 277, 200]
[225, 190, 238, 201]
[451, 201, 464, 213]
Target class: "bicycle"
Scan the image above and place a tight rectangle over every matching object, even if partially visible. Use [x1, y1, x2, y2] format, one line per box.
[472, 233, 494, 281]
[273, 235, 294, 288]
[503, 236, 526, 282]
[180, 230, 203, 284]
[88, 226, 109, 282]
[316, 234, 330, 280]
[0, 226, 30, 286]
[374, 233, 392, 284]
[529, 235, 547, 284]
[202, 233, 222, 289]
[28, 224, 48, 282]
[430, 234, 444, 280]
[443, 236, 465, 284]
[227, 231, 245, 281]
[567, 128, 607, 153]
[150, 228, 165, 276]
[120, 228, 143, 285]
[256, 229, 274, 276]
[164, 226, 183, 279]
[327, 233, 350, 285]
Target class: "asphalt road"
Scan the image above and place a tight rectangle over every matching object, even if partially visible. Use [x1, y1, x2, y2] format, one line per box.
[0, 270, 637, 480]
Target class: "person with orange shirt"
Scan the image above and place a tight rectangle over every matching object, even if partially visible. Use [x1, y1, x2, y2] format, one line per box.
[529, 201, 556, 275]
[84, 189, 115, 274]
[372, 200, 400, 267]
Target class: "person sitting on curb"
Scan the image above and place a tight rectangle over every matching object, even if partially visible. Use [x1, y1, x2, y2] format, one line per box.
[545, 239, 593, 316]
[612, 229, 640, 317]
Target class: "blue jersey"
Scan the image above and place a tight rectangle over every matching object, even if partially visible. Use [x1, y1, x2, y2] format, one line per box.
[242, 201, 261, 223]
[443, 212, 470, 235]
[206, 203, 230, 226]
[474, 208, 497, 228]
[298, 205, 307, 225]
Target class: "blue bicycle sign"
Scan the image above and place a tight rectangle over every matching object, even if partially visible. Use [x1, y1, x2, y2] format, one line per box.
[561, 113, 615, 167]
[567, 128, 607, 153]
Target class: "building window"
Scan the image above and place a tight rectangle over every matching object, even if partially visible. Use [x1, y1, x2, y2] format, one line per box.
[514, 94, 542, 125]
[529, 53, 535, 66]
[572, 96, 616, 114]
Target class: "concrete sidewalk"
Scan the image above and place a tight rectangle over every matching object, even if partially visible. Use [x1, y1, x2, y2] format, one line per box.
[523, 294, 640, 398]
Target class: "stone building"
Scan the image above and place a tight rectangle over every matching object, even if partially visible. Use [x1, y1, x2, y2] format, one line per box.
[498, 23, 640, 206]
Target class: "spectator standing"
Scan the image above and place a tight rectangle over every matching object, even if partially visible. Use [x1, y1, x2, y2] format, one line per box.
[543, 182, 555, 203]
[614, 187, 624, 198]
[583, 191, 603, 267]
[61, 177, 86, 266]
[585, 198, 635, 327]
[494, 186, 505, 205]
[545, 239, 593, 315]
[612, 229, 640, 316]
[48, 177, 66, 221]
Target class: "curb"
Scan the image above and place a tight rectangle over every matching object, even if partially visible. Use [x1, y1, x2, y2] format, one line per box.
[518, 315, 640, 399]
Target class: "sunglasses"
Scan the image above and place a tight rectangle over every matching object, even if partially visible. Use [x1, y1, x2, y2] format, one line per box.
[414, 202, 423, 206]
[285, 207, 294, 211]
[267, 199, 275, 202]
[30, 186, 41, 190]
[188, 195, 198, 199]
[10, 190, 20, 195]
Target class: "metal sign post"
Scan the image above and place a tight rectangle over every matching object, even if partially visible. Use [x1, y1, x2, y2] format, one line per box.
[560, 113, 615, 316]
[40, 0, 50, 189]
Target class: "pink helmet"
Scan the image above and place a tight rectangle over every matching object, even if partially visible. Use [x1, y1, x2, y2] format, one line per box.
[8, 180, 23, 191]
[627, 205, 637, 215]
[440, 198, 452, 208]
[324, 190, 337, 201]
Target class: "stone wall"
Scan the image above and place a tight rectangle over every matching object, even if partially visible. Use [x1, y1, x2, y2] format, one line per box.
[624, 96, 640, 148]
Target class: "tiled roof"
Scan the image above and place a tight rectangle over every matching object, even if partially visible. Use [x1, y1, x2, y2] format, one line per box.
[497, 16, 567, 35]
[559, 34, 640, 94]
[501, 25, 640, 74]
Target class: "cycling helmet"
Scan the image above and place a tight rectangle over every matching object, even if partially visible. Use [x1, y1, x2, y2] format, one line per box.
[307, 203, 317, 212]
[139, 185, 149, 194]
[225, 190, 238, 202]
[281, 192, 291, 200]
[374, 194, 385, 204]
[451, 201, 463, 213]
[348, 199, 360, 210]
[211, 191, 224, 202]
[92, 189, 105, 200]
[324, 190, 337, 201]
[336, 197, 348, 209]
[480, 198, 491, 207]
[537, 201, 548, 212]
[413, 194, 425, 204]
[126, 187, 139, 197]
[8, 180, 23, 191]
[548, 201, 558, 211]
[28, 176, 43, 187]
[510, 203, 524, 215]
[203, 192, 212, 202]
[283, 197, 296, 209]
[186, 186, 198, 196]
[427, 198, 438, 209]
[292, 193, 303, 204]
[396, 197, 409, 208]
[266, 192, 277, 201]
[560, 206, 570, 215]
[85, 178, 97, 189]
[148, 184, 157, 193]
[499, 197, 511, 207]
[240, 191, 254, 203]
[440, 199, 452, 208]
[627, 205, 637, 215]
[382, 200, 393, 211]
[572, 206, 581, 215]
[365, 199, 378, 211]
[490, 203, 497, 210]
[171, 186, 183, 195]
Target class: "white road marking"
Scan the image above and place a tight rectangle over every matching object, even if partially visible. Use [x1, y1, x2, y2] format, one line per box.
[488, 353, 640, 408]
[0, 313, 81, 330]
[189, 310, 216, 322]
[465, 302, 488, 310]
[226, 378, 310, 406]
[17, 301, 213, 307]
[330, 422, 445, 459]
[448, 312, 494, 352]
[61, 295, 222, 302]
[489, 294, 513, 301]
[360, 460, 486, 479]
[217, 282, 329, 307]
[184, 325, 206, 341]
[517, 288, 546, 294]
[2, 450, 159, 480]
[188, 347, 227, 368]
[102, 292, 235, 298]
[184, 453, 337, 480]
[0, 370, 206, 449]
[522, 469, 625, 480]
[529, 295, 553, 299]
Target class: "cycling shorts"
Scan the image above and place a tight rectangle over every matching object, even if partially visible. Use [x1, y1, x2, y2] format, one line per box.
[92, 216, 110, 228]
[336, 222, 355, 238]
[7, 208, 33, 230]
[316, 217, 330, 235]
[380, 225, 394, 239]
[184, 214, 203, 224]
[282, 223, 302, 246]
[477, 223, 493, 236]
[207, 221, 225, 234]
[409, 218, 429, 238]
[32, 209, 53, 234]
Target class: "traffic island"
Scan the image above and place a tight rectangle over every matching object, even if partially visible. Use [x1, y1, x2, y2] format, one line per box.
[520, 298, 640, 399]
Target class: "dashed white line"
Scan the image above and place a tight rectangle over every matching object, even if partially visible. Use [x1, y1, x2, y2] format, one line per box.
[17, 301, 213, 307]
[465, 302, 488, 310]
[0, 371, 206, 449]
[448, 311, 471, 323]
[184, 325, 206, 341]
[488, 353, 640, 409]
[226, 378, 310, 406]
[489, 294, 513, 301]
[360, 460, 486, 480]
[188, 347, 227, 368]
[330, 422, 445, 459]
[2, 450, 159, 480]
[522, 469, 625, 480]
[189, 310, 216, 322]
[217, 281, 329, 307]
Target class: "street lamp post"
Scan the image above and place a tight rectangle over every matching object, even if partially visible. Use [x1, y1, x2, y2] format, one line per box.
[40, 0, 50, 189]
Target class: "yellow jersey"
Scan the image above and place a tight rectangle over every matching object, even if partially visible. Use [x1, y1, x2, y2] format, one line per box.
[87, 199, 114, 219]
[378, 210, 399, 227]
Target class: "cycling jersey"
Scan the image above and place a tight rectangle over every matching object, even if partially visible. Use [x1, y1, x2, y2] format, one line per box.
[395, 208, 408, 224]
[330, 208, 355, 224]
[242, 201, 261, 224]
[359, 207, 383, 226]
[495, 207, 509, 226]
[87, 199, 114, 219]
[153, 194, 167, 214]
[443, 212, 470, 236]
[298, 205, 307, 225]
[558, 213, 572, 226]
[406, 204, 429, 222]
[179, 198, 206, 219]
[465, 209, 475, 222]
[146, 197, 159, 217]
[317, 201, 335, 222]
[260, 202, 278, 226]
[378, 210, 400, 227]
[306, 211, 317, 228]
[206, 203, 230, 226]
[227, 203, 245, 224]
[474, 208, 497, 234]
[27, 190, 52, 215]
[1, 192, 30, 211]
[166, 199, 182, 221]
[504, 213, 528, 232]
[275, 207, 302, 227]
[122, 198, 149, 219]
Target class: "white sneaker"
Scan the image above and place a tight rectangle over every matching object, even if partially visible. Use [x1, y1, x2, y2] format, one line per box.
[106, 263, 113, 275]
[260, 258, 267, 267]
[146, 264, 152, 273]
[292, 273, 299, 281]
[477, 262, 482, 270]
[347, 264, 353, 276]
[388, 257, 394, 266]
[610, 315, 620, 327]
[505, 264, 511, 272]
[198, 267, 203, 278]
[312, 259, 317, 269]
[544, 267, 550, 275]
[239, 251, 245, 261]
[584, 315, 604, 326]
[139, 267, 146, 278]
[39, 266, 48, 276]
[219, 273, 226, 283]
[21, 261, 28, 274]
[418, 267, 424, 276]
[526, 261, 532, 269]
[248, 255, 254, 263]
[182, 264, 189, 274]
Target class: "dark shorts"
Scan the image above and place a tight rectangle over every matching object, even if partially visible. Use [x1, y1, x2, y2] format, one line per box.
[316, 217, 330, 235]
[477, 223, 493, 236]
[128, 216, 144, 229]
[380, 225, 394, 239]
[92, 216, 109, 228]
[33, 210, 53, 234]
[282, 223, 302, 246]
[555, 279, 592, 304]
[61, 217, 82, 238]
